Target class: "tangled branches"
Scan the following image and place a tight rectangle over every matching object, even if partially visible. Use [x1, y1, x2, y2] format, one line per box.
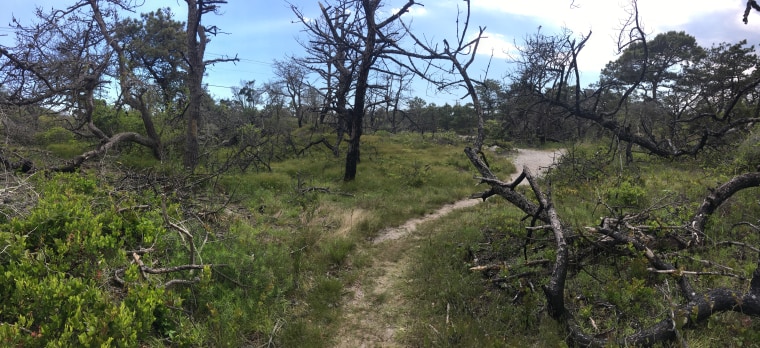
[465, 146, 760, 346]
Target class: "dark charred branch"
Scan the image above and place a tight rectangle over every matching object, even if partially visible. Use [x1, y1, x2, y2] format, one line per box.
[744, 0, 760, 24]
[465, 147, 547, 221]
[567, 283, 760, 347]
[0, 153, 33, 173]
[691, 171, 760, 240]
[296, 137, 338, 157]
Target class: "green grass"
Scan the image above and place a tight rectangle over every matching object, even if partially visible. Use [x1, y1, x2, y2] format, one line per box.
[204, 131, 498, 346]
[397, 140, 760, 347]
[21, 126, 757, 346]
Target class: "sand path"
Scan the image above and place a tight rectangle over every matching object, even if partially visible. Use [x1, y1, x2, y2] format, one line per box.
[334, 148, 564, 347]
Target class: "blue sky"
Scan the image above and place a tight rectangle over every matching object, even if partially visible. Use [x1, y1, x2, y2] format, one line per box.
[2, 0, 759, 105]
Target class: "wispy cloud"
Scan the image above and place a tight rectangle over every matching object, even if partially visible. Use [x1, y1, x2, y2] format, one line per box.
[473, 31, 515, 60]
[392, 6, 428, 17]
[471, 0, 751, 38]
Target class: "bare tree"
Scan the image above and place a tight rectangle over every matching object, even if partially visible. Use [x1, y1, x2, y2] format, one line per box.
[455, 1, 760, 346]
[0, 1, 166, 171]
[378, 67, 412, 133]
[273, 59, 309, 128]
[384, 0, 490, 150]
[291, 0, 417, 181]
[183, 0, 238, 170]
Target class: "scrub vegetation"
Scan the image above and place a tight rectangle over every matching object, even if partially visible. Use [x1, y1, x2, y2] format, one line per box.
[1, 0, 760, 346]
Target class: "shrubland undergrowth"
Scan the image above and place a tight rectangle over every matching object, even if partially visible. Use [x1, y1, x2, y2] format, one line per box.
[0, 130, 512, 347]
[402, 141, 760, 347]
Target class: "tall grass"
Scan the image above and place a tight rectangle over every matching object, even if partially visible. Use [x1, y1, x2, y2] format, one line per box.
[206, 131, 506, 346]
[399, 142, 760, 346]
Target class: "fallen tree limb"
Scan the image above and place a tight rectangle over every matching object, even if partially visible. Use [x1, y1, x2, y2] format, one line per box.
[464, 144, 760, 346]
[51, 132, 159, 173]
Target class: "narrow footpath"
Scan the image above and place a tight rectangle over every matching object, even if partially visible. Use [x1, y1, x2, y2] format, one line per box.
[333, 148, 564, 347]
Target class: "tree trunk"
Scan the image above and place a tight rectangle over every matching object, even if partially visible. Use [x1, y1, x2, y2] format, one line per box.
[341, 1, 377, 181]
[183, 0, 206, 170]
[344, 109, 362, 181]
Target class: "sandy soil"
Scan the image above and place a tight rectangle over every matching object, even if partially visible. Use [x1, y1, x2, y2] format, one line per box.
[333, 148, 564, 348]
[372, 148, 564, 244]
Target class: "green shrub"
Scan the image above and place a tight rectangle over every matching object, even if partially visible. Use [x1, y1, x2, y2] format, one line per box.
[46, 141, 91, 158]
[605, 179, 647, 209]
[736, 131, 760, 170]
[323, 237, 354, 267]
[0, 173, 175, 346]
[35, 126, 73, 145]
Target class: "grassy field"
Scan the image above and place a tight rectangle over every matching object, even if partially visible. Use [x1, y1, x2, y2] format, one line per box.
[398, 142, 760, 347]
[4, 130, 760, 347]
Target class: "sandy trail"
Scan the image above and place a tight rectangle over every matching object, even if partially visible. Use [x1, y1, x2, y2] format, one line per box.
[372, 148, 565, 244]
[334, 148, 564, 348]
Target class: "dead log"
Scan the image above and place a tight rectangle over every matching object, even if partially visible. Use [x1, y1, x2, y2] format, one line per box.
[464, 143, 760, 346]
[52, 132, 158, 172]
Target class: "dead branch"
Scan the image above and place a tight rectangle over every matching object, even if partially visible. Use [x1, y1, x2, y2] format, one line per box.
[647, 268, 745, 280]
[744, 0, 760, 24]
[139, 264, 207, 275]
[717, 241, 760, 253]
[469, 259, 551, 272]
[161, 195, 196, 266]
[690, 172, 760, 244]
[296, 137, 338, 157]
[164, 278, 200, 288]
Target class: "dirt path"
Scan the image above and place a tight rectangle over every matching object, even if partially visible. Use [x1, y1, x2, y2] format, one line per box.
[333, 148, 564, 347]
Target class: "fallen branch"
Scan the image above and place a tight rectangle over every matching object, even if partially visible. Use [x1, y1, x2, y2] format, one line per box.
[161, 195, 196, 266]
[470, 259, 552, 272]
[647, 268, 745, 280]
[717, 240, 760, 253]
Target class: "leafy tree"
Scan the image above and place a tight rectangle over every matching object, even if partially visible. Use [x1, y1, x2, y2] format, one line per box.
[115, 8, 188, 109]
[475, 79, 505, 118]
[601, 31, 704, 102]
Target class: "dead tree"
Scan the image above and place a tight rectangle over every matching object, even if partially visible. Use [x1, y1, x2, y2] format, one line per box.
[383, 0, 490, 151]
[291, 0, 418, 181]
[395, 0, 760, 345]
[183, 0, 238, 170]
[0, 1, 164, 171]
[467, 148, 760, 346]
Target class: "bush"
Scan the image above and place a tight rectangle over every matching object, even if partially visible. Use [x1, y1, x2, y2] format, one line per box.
[605, 179, 647, 209]
[0, 173, 175, 346]
[736, 131, 760, 170]
[34, 126, 73, 145]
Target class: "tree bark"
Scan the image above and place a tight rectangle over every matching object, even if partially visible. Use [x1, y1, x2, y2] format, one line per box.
[690, 171, 760, 241]
[183, 0, 206, 170]
[342, 0, 377, 182]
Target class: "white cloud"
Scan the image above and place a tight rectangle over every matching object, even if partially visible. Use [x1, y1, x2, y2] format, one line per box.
[471, 0, 738, 32]
[473, 31, 515, 60]
[468, 0, 751, 75]
[392, 6, 428, 17]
